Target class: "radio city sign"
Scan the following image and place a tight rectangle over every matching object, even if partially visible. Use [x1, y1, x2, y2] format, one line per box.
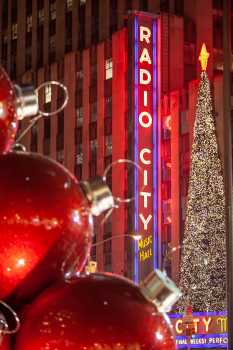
[170, 312, 228, 348]
[132, 14, 159, 282]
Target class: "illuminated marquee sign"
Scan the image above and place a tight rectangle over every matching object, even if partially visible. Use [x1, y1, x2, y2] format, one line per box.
[132, 13, 159, 282]
[170, 312, 228, 348]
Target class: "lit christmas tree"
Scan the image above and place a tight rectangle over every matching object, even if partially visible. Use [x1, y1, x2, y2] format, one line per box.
[178, 44, 227, 312]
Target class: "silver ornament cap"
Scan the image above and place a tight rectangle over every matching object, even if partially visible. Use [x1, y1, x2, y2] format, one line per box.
[140, 269, 182, 312]
[15, 84, 39, 120]
[81, 176, 114, 216]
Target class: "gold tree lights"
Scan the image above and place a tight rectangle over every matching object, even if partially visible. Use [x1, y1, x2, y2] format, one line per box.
[178, 44, 227, 311]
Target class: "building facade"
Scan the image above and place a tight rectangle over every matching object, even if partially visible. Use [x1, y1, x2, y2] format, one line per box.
[0, 0, 230, 283]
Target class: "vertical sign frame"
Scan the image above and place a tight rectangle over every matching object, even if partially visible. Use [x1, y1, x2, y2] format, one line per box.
[132, 13, 159, 283]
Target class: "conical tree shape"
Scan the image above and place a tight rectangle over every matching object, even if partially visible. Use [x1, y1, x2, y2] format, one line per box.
[178, 71, 226, 312]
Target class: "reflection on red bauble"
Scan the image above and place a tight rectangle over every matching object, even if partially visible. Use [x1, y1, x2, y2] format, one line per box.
[0, 152, 93, 303]
[0, 67, 18, 154]
[15, 273, 176, 350]
[0, 337, 10, 350]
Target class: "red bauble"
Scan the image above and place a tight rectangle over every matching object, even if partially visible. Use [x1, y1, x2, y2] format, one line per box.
[0, 67, 18, 154]
[0, 337, 10, 350]
[15, 273, 176, 350]
[0, 152, 93, 303]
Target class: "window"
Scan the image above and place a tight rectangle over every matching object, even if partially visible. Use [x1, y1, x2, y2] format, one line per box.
[75, 164, 82, 179]
[11, 0, 17, 22]
[37, 0, 44, 9]
[49, 36, 56, 63]
[139, 0, 148, 11]
[43, 138, 50, 155]
[105, 96, 112, 117]
[89, 159, 97, 179]
[38, 8, 44, 24]
[104, 117, 112, 136]
[50, 1, 56, 20]
[12, 23, 18, 40]
[26, 0, 32, 14]
[174, 0, 184, 16]
[89, 121, 97, 140]
[76, 107, 83, 126]
[77, 69, 83, 91]
[160, 0, 169, 11]
[49, 19, 56, 36]
[65, 11, 72, 52]
[44, 117, 51, 139]
[37, 26, 44, 67]
[25, 47, 32, 70]
[110, 0, 117, 34]
[76, 152, 83, 165]
[90, 102, 97, 122]
[2, 37, 8, 67]
[57, 112, 64, 135]
[45, 85, 52, 104]
[78, 3, 85, 50]
[105, 59, 113, 80]
[125, 0, 132, 11]
[66, 0, 73, 11]
[213, 0, 223, 10]
[57, 149, 64, 164]
[75, 127, 82, 144]
[2, 1, 8, 29]
[103, 234, 112, 271]
[105, 135, 112, 156]
[90, 139, 97, 160]
[90, 64, 97, 84]
[31, 125, 38, 152]
[91, 0, 99, 44]
[27, 15, 32, 32]
[26, 30, 32, 47]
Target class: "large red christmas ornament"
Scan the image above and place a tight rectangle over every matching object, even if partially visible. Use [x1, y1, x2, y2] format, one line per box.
[0, 67, 18, 153]
[15, 273, 177, 350]
[0, 337, 10, 350]
[0, 152, 113, 303]
[0, 67, 38, 154]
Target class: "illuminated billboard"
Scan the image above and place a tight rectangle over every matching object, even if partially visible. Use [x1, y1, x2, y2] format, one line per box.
[170, 311, 228, 348]
[130, 12, 159, 282]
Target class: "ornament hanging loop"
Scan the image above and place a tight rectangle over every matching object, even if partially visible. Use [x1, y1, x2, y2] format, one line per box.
[14, 81, 69, 145]
[102, 159, 144, 205]
[0, 301, 20, 335]
[35, 80, 69, 117]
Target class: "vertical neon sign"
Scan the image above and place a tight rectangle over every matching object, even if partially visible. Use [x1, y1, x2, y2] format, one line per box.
[134, 16, 139, 283]
[133, 14, 158, 282]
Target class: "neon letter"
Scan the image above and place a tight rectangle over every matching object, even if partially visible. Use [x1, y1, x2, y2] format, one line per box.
[143, 91, 148, 107]
[203, 317, 212, 333]
[139, 213, 152, 230]
[140, 191, 151, 208]
[143, 169, 148, 186]
[139, 111, 152, 128]
[140, 26, 151, 44]
[175, 320, 183, 335]
[140, 69, 151, 85]
[140, 48, 152, 64]
[140, 148, 151, 165]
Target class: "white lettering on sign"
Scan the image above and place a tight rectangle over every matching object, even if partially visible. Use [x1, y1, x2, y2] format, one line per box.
[140, 191, 151, 208]
[139, 111, 152, 128]
[139, 213, 152, 230]
[140, 48, 152, 64]
[140, 26, 151, 43]
[140, 69, 151, 85]
[140, 148, 151, 165]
